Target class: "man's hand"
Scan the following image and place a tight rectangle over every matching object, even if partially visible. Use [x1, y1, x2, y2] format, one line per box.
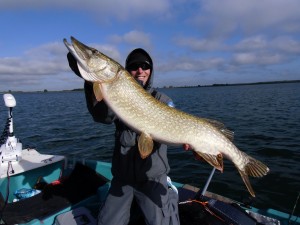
[183, 144, 204, 161]
[67, 52, 82, 78]
[183, 144, 190, 151]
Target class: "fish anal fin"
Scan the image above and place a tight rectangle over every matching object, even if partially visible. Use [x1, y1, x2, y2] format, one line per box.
[195, 152, 224, 172]
[138, 132, 154, 159]
[93, 83, 103, 101]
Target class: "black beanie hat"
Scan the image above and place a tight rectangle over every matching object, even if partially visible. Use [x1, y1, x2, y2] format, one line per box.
[125, 48, 153, 70]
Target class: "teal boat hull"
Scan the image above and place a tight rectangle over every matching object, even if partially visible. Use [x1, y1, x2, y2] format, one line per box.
[1, 156, 299, 225]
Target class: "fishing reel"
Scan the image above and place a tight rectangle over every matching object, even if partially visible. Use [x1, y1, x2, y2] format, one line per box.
[0, 94, 23, 164]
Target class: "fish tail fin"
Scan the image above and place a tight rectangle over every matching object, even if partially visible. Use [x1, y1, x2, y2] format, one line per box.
[237, 169, 256, 197]
[244, 155, 270, 178]
[237, 154, 270, 197]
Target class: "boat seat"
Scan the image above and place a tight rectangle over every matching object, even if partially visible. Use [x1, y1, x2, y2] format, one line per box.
[1, 163, 108, 224]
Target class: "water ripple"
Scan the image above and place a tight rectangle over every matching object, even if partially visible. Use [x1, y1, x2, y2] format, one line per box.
[1, 83, 299, 214]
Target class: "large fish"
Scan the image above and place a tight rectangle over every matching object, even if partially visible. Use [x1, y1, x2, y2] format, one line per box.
[63, 36, 269, 197]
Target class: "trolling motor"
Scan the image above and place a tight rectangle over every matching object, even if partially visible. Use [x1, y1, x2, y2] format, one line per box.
[0, 94, 23, 164]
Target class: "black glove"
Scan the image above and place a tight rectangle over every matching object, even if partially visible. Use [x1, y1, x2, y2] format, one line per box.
[67, 52, 82, 78]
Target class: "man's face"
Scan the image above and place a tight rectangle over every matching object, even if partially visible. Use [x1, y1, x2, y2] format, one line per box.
[128, 62, 151, 86]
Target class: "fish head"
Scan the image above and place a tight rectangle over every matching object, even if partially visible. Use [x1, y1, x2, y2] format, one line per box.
[63, 36, 119, 83]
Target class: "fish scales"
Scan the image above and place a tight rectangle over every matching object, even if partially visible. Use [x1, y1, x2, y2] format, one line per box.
[104, 72, 200, 145]
[109, 78, 217, 149]
[64, 36, 269, 197]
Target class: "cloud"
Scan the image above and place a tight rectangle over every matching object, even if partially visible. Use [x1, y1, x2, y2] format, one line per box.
[1, 0, 300, 91]
[0, 42, 70, 91]
[232, 52, 283, 66]
[89, 44, 121, 62]
[109, 30, 151, 48]
[234, 36, 268, 51]
[191, 0, 300, 36]
[157, 56, 225, 72]
[271, 36, 300, 54]
[0, 40, 121, 76]
[232, 35, 300, 66]
[170, 32, 300, 74]
[174, 36, 223, 51]
[235, 35, 300, 54]
[0, 40, 121, 91]
[0, 0, 172, 21]
[0, 42, 67, 76]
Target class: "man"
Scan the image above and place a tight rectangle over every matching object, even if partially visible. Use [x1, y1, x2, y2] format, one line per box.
[67, 48, 179, 225]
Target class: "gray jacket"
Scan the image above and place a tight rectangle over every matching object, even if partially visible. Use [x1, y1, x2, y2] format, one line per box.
[84, 82, 173, 184]
[67, 52, 174, 184]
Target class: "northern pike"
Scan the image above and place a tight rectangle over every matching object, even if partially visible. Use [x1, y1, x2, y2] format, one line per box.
[63, 36, 269, 197]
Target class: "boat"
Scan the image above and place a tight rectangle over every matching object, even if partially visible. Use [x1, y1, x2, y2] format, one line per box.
[0, 93, 299, 225]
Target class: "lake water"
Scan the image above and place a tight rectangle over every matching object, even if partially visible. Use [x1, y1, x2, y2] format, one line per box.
[0, 82, 299, 215]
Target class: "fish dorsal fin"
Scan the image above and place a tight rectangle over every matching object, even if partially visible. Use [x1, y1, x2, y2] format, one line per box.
[93, 83, 103, 101]
[203, 118, 234, 141]
[138, 132, 154, 159]
[195, 152, 224, 172]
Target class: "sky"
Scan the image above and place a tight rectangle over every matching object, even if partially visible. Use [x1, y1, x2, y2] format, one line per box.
[0, 0, 300, 92]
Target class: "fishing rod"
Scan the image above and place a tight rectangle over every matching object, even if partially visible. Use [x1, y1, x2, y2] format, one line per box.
[194, 167, 216, 200]
[201, 167, 216, 196]
[288, 192, 300, 225]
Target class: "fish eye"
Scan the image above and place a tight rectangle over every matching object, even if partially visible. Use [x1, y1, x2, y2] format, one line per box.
[90, 48, 98, 54]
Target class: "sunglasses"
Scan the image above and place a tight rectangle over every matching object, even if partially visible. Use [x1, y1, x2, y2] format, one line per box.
[128, 63, 151, 71]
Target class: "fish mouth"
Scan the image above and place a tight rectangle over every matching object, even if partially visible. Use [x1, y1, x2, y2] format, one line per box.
[63, 36, 92, 67]
[63, 36, 103, 82]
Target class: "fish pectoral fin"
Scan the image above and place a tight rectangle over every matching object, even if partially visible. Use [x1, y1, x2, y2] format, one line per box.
[93, 82, 103, 101]
[138, 132, 154, 159]
[196, 152, 224, 172]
